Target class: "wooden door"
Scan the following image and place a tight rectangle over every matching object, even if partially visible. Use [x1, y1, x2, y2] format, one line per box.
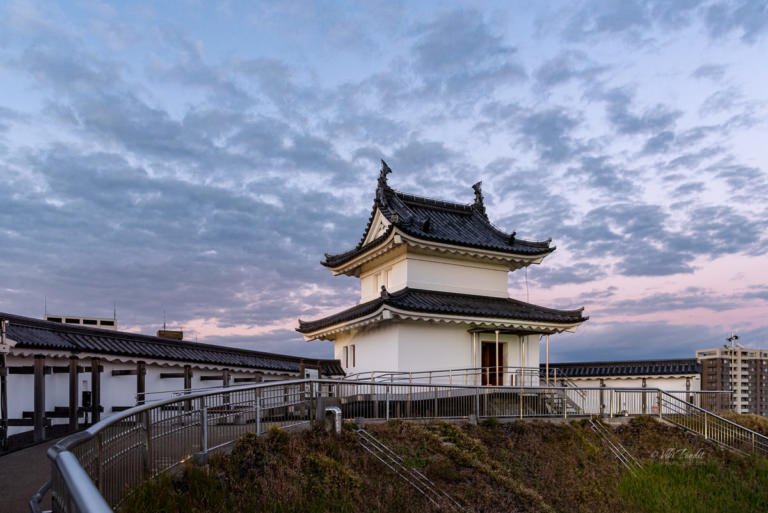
[481, 342, 504, 386]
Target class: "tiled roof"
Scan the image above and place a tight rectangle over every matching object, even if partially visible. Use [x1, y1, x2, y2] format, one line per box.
[323, 161, 553, 268]
[544, 359, 700, 378]
[1, 312, 344, 376]
[297, 287, 587, 334]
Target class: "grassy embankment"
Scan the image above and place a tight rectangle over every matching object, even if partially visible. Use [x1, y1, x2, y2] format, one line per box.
[123, 416, 768, 513]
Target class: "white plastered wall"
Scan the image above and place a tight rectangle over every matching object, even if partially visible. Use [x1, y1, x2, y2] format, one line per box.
[335, 324, 400, 375]
[396, 322, 472, 373]
[404, 256, 509, 298]
[359, 252, 509, 302]
[3, 351, 298, 437]
[564, 375, 700, 391]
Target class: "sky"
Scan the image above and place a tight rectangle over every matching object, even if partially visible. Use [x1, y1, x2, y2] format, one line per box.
[0, 0, 766, 363]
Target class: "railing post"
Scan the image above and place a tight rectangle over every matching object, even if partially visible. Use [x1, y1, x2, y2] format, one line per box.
[599, 386, 605, 417]
[143, 410, 152, 478]
[475, 386, 480, 420]
[385, 385, 390, 421]
[657, 391, 662, 419]
[609, 389, 614, 418]
[704, 414, 708, 439]
[562, 388, 567, 419]
[255, 389, 262, 435]
[200, 405, 209, 458]
[96, 433, 104, 493]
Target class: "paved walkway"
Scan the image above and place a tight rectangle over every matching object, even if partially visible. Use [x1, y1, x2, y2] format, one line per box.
[0, 439, 57, 513]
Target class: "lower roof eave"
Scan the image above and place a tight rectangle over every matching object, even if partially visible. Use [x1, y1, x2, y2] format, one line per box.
[300, 305, 586, 341]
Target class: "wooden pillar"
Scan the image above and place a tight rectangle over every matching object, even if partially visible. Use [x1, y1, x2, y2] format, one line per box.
[183, 365, 192, 411]
[545, 335, 550, 386]
[33, 355, 46, 442]
[91, 358, 100, 423]
[68, 356, 79, 431]
[1, 353, 8, 449]
[136, 361, 146, 405]
[222, 369, 230, 387]
[494, 330, 500, 386]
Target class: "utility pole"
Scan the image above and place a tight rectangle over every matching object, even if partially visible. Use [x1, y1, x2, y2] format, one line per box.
[727, 332, 739, 412]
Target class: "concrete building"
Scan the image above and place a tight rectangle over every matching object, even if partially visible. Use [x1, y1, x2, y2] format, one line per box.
[0, 312, 343, 449]
[697, 346, 768, 415]
[298, 161, 587, 383]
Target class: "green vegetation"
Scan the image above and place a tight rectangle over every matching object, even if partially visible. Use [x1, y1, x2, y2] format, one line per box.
[122, 418, 768, 513]
[621, 457, 768, 513]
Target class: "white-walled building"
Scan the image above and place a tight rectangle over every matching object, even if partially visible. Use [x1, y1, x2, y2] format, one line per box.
[298, 162, 587, 383]
[546, 359, 701, 391]
[0, 312, 343, 449]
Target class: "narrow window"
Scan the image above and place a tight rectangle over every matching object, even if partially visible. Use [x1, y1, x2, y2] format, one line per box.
[343, 346, 349, 368]
[351, 345, 356, 368]
[65, 318, 80, 324]
[101, 320, 115, 326]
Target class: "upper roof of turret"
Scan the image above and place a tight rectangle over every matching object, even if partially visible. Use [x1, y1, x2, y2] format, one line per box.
[322, 161, 554, 270]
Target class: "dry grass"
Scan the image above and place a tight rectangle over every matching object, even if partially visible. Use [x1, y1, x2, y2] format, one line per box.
[122, 417, 768, 513]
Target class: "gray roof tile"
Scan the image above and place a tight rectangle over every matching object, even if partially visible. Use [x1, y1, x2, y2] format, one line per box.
[2, 312, 344, 376]
[297, 287, 587, 334]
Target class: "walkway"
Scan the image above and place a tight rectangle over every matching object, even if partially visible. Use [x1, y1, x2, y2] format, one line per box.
[0, 439, 57, 513]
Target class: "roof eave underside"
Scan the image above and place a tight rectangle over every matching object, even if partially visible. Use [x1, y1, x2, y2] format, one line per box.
[297, 290, 587, 340]
[322, 229, 554, 275]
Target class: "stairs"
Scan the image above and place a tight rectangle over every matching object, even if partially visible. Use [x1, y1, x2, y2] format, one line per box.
[658, 391, 768, 456]
[541, 389, 582, 417]
[587, 418, 641, 472]
[355, 427, 465, 512]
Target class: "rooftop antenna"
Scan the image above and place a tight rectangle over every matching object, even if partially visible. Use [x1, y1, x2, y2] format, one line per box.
[163, 309, 167, 330]
[44, 296, 47, 318]
[113, 301, 117, 321]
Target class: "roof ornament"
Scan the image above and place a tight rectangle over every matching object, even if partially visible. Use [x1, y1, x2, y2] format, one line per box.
[378, 160, 392, 188]
[380, 285, 390, 299]
[471, 181, 487, 217]
[421, 218, 431, 232]
[508, 231, 516, 245]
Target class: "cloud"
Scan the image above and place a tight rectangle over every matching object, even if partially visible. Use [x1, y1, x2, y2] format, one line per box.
[529, 263, 607, 287]
[548, 320, 719, 362]
[601, 88, 682, 135]
[691, 63, 727, 81]
[705, 0, 768, 43]
[560, 0, 702, 44]
[534, 50, 607, 88]
[567, 155, 635, 194]
[409, 9, 526, 98]
[518, 108, 584, 163]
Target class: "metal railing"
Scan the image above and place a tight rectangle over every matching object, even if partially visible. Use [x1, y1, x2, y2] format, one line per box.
[355, 427, 464, 511]
[32, 379, 313, 513]
[658, 391, 768, 455]
[343, 366, 543, 386]
[28, 380, 753, 513]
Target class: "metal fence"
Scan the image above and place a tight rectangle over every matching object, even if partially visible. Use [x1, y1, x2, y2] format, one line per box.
[28, 379, 750, 513]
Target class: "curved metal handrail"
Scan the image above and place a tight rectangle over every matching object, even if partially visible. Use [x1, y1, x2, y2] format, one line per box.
[28, 379, 754, 513]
